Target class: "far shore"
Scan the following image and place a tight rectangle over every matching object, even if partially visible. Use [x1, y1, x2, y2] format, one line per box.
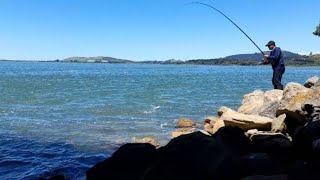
[1, 59, 320, 67]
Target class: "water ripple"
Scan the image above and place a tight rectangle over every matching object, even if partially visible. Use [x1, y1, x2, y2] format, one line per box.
[0, 62, 319, 179]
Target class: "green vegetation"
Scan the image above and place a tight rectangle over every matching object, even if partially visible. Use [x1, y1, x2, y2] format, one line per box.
[183, 56, 320, 66]
[60, 52, 320, 66]
[313, 22, 320, 36]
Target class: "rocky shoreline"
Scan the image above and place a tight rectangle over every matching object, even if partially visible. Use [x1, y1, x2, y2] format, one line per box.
[48, 76, 320, 180]
[85, 76, 320, 180]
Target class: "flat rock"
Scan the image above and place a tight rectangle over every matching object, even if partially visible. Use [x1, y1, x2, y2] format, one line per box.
[218, 107, 273, 131]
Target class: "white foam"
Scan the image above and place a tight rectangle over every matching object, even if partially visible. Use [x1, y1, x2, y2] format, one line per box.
[143, 105, 160, 114]
[160, 123, 167, 128]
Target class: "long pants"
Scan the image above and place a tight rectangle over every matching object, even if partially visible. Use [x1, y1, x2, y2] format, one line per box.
[272, 64, 285, 90]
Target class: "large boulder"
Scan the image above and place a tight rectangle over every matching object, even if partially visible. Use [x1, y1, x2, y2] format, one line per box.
[218, 107, 273, 131]
[258, 90, 283, 119]
[287, 160, 320, 180]
[86, 143, 156, 180]
[238, 90, 265, 115]
[293, 121, 320, 159]
[304, 76, 320, 88]
[250, 133, 293, 159]
[240, 153, 288, 178]
[142, 127, 252, 180]
[277, 83, 320, 123]
[238, 90, 283, 119]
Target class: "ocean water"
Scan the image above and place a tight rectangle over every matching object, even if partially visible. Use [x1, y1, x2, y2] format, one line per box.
[0, 61, 319, 179]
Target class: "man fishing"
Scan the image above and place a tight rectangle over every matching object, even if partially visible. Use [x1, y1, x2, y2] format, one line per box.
[262, 41, 285, 90]
[188, 2, 286, 89]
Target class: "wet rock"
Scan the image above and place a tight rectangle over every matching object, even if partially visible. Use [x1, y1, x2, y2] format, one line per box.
[142, 127, 251, 180]
[86, 143, 156, 180]
[218, 107, 273, 131]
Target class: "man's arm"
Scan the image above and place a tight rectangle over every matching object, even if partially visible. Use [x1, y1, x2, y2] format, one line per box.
[257, 59, 270, 65]
[268, 48, 281, 61]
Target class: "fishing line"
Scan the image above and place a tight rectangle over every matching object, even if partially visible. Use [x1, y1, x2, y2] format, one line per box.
[187, 2, 265, 55]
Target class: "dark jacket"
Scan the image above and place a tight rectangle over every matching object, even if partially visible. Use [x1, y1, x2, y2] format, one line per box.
[267, 47, 285, 68]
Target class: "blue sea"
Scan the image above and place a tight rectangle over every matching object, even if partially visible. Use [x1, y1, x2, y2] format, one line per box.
[0, 61, 319, 179]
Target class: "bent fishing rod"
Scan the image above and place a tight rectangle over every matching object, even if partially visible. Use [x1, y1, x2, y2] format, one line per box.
[187, 2, 265, 56]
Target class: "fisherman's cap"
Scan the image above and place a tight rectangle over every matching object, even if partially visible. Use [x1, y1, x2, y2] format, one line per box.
[266, 40, 276, 47]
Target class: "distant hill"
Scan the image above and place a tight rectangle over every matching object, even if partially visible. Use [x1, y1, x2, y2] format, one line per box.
[184, 50, 320, 66]
[63, 56, 133, 63]
[225, 51, 302, 61]
[61, 51, 320, 66]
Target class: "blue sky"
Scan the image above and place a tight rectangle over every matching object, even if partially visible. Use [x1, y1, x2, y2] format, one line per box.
[0, 0, 319, 60]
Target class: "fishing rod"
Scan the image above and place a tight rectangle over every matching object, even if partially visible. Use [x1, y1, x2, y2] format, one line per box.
[187, 2, 265, 56]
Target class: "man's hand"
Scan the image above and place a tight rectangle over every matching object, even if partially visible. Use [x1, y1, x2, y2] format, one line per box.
[263, 55, 269, 59]
[257, 61, 263, 65]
